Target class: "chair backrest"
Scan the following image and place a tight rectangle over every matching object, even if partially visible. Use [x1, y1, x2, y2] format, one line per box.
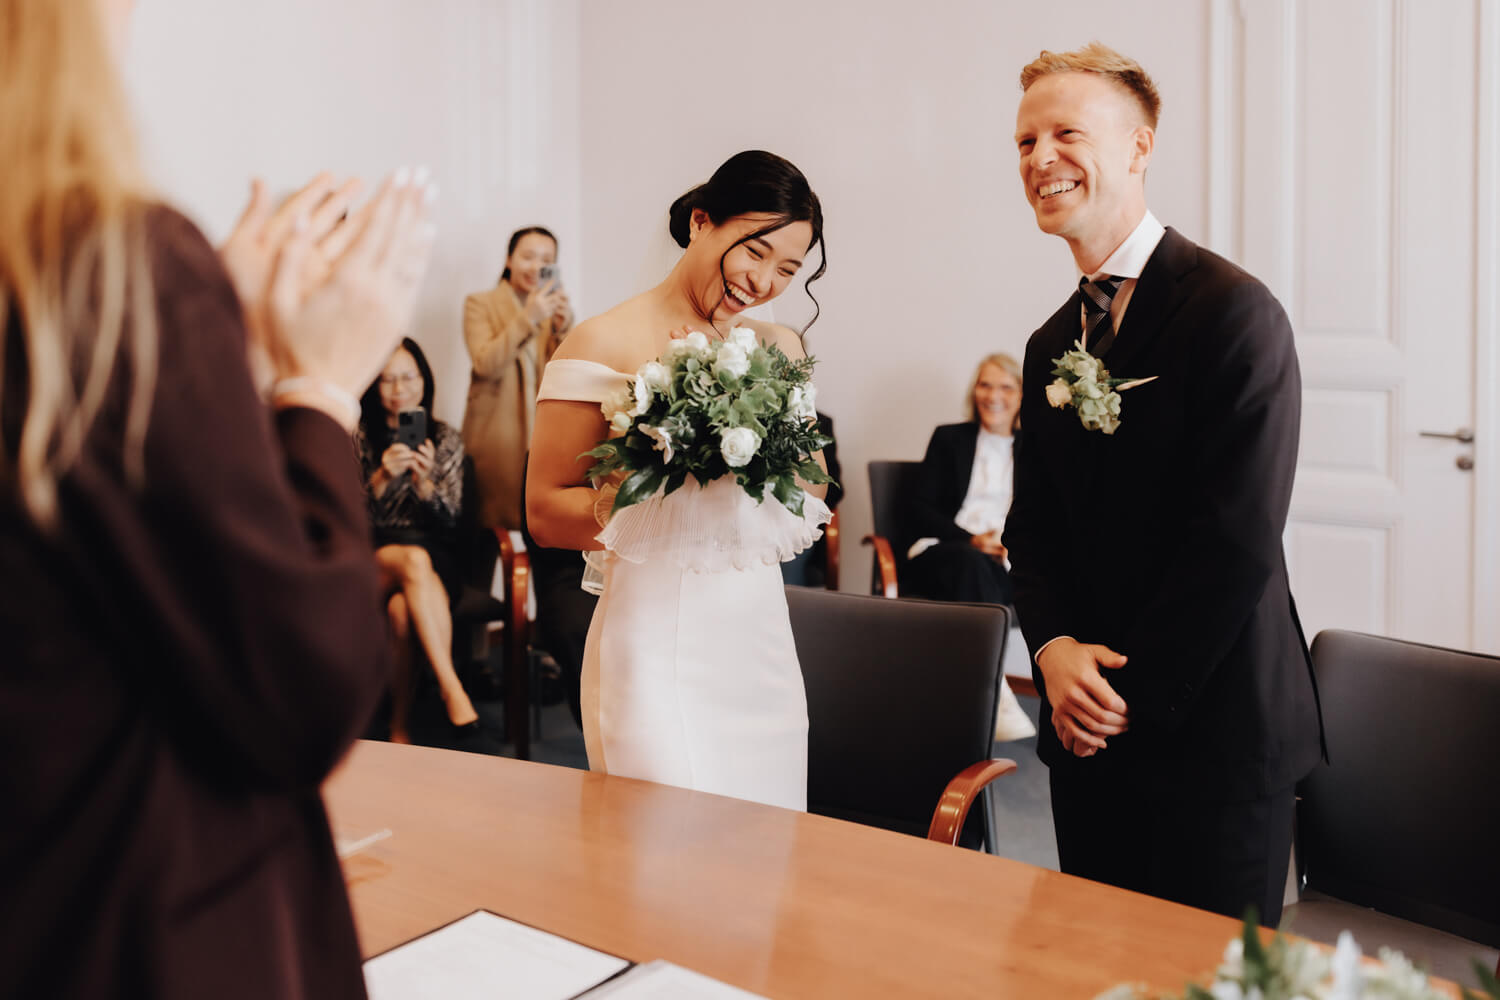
[1298, 629, 1500, 948]
[455, 454, 500, 590]
[867, 460, 925, 558]
[786, 587, 1009, 846]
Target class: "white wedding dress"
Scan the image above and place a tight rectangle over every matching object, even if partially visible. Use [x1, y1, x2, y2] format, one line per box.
[537, 359, 829, 811]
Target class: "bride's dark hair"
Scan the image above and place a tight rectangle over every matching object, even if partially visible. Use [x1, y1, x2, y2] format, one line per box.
[667, 150, 826, 330]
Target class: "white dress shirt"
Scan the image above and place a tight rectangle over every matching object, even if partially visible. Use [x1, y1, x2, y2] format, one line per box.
[1078, 210, 1166, 348]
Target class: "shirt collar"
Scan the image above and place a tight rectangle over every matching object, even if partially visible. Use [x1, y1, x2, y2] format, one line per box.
[1080, 210, 1165, 282]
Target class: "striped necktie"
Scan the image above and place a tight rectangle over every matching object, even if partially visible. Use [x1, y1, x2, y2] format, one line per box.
[1079, 275, 1125, 355]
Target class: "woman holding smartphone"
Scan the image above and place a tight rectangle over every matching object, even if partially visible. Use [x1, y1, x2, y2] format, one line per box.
[461, 225, 573, 530]
[357, 338, 474, 742]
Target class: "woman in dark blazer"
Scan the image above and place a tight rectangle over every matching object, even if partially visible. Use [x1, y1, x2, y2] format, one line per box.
[903, 353, 1023, 605]
[1, 3, 434, 996]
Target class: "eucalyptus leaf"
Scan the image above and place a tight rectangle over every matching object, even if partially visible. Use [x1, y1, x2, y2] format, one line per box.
[614, 465, 665, 510]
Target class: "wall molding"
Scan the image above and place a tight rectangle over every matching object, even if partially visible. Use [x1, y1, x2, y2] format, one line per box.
[1474, 0, 1500, 653]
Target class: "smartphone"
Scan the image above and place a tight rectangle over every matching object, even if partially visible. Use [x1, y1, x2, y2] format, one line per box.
[394, 408, 427, 449]
[538, 264, 560, 288]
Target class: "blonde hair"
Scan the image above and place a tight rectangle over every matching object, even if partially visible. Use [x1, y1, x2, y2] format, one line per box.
[1019, 42, 1162, 129]
[1, 0, 157, 527]
[965, 352, 1022, 429]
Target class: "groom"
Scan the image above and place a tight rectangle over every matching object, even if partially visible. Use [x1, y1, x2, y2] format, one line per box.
[1001, 44, 1324, 924]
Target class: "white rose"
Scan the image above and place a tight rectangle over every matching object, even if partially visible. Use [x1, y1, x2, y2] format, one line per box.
[684, 330, 710, 353]
[610, 410, 633, 433]
[713, 341, 750, 380]
[640, 424, 675, 464]
[628, 373, 651, 415]
[786, 383, 817, 421]
[719, 426, 760, 467]
[641, 360, 671, 392]
[1045, 380, 1072, 408]
[727, 325, 759, 351]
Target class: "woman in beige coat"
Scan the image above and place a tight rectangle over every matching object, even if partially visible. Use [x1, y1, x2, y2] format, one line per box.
[461, 226, 572, 529]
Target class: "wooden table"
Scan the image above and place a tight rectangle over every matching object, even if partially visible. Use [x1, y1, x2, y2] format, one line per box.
[323, 741, 1405, 998]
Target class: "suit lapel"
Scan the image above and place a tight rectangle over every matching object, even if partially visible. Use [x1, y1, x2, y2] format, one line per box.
[1104, 227, 1200, 376]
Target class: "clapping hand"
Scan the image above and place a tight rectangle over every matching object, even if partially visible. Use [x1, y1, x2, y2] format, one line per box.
[220, 172, 364, 393]
[1036, 637, 1130, 757]
[220, 168, 437, 423]
[268, 169, 437, 397]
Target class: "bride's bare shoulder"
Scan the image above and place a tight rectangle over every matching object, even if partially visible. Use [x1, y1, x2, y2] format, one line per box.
[550, 299, 655, 372]
[737, 317, 808, 360]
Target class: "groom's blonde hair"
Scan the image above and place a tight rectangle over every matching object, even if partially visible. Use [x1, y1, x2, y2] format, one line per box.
[1020, 42, 1162, 129]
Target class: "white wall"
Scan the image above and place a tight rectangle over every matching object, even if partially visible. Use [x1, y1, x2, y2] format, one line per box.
[577, 1, 1214, 589]
[122, 0, 582, 428]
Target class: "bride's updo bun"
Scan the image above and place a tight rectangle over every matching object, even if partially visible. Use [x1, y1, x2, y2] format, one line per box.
[668, 184, 708, 249]
[665, 150, 828, 327]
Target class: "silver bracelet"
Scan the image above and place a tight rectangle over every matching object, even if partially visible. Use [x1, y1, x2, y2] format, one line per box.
[269, 376, 361, 427]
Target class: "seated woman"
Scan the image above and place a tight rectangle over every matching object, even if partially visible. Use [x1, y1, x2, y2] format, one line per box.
[904, 353, 1022, 604]
[905, 353, 1035, 740]
[357, 339, 476, 742]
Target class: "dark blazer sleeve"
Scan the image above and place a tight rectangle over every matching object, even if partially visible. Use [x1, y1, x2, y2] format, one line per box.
[908, 423, 977, 545]
[1114, 280, 1302, 730]
[816, 412, 844, 511]
[125, 209, 387, 788]
[1003, 312, 1077, 656]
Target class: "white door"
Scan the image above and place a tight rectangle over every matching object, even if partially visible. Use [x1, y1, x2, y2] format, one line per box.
[1216, 0, 1499, 653]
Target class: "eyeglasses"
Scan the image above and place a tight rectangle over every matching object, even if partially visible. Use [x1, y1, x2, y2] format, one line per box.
[380, 374, 422, 388]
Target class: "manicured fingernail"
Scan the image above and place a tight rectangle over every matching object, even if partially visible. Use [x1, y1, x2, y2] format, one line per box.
[393, 166, 411, 188]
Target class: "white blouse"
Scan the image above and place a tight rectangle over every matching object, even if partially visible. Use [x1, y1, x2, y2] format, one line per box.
[908, 428, 1014, 561]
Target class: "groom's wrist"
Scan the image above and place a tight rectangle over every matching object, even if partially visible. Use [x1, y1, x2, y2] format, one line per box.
[1034, 635, 1077, 667]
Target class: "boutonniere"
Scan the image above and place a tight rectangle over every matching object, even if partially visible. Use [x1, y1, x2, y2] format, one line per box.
[1044, 340, 1158, 435]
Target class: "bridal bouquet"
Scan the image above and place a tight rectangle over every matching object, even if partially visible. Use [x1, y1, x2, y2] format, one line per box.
[1046, 340, 1157, 435]
[585, 327, 834, 518]
[1095, 912, 1500, 1000]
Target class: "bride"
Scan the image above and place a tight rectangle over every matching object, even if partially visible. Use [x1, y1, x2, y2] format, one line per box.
[526, 150, 829, 810]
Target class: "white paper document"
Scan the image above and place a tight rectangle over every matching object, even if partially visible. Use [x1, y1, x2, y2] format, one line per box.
[363, 910, 630, 1000]
[578, 960, 769, 999]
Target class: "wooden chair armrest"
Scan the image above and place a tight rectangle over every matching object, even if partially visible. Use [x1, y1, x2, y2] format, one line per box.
[823, 509, 841, 591]
[495, 528, 532, 760]
[860, 534, 899, 598]
[926, 758, 1018, 846]
[1006, 674, 1038, 699]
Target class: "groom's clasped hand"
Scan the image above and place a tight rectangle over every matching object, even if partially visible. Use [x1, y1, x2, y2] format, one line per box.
[1036, 637, 1130, 757]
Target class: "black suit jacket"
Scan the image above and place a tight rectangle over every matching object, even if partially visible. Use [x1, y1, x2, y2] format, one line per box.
[1003, 227, 1325, 802]
[906, 421, 981, 556]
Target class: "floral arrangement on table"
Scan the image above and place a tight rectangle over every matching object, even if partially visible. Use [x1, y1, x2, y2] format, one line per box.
[1095, 913, 1500, 1000]
[1046, 340, 1157, 435]
[585, 326, 834, 518]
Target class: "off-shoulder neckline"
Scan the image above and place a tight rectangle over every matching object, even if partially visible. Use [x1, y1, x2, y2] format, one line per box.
[545, 358, 634, 380]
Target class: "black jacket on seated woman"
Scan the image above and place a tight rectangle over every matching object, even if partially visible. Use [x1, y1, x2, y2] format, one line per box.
[902, 354, 1022, 607]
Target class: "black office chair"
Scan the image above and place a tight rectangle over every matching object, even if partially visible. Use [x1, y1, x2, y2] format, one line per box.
[785, 587, 1016, 852]
[860, 460, 923, 598]
[1287, 629, 1500, 985]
